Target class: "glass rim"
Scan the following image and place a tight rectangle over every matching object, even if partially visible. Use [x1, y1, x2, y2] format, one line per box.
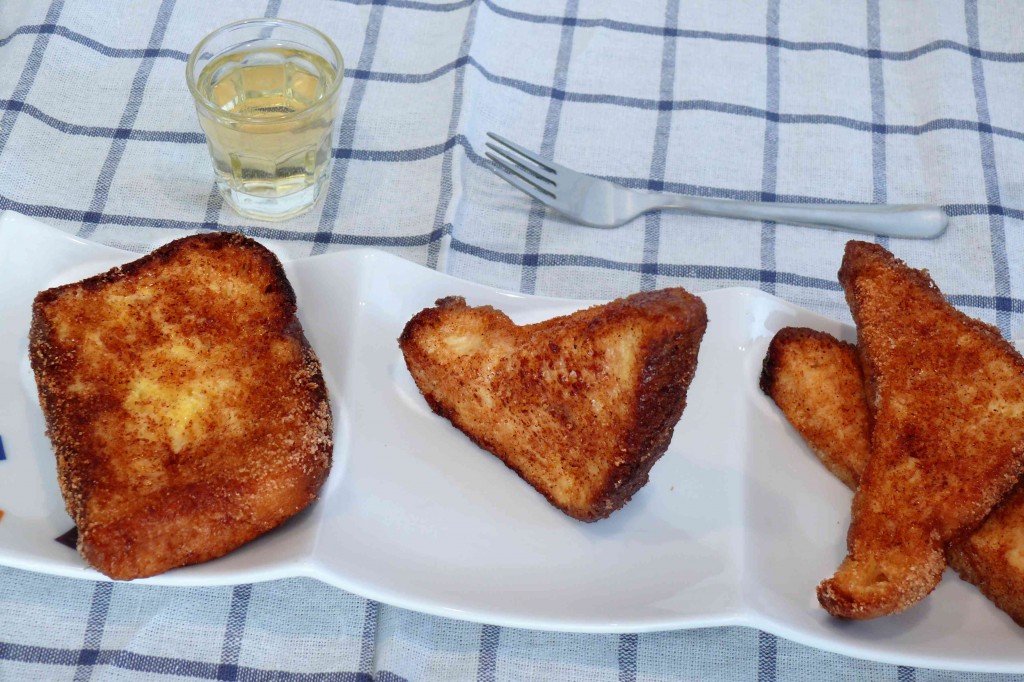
[185, 17, 344, 124]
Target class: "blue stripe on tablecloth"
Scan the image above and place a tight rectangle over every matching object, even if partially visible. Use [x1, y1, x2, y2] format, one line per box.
[5, 7, 1024, 64]
[0, 639, 402, 680]
[451, 239, 845, 286]
[481, 0, 1024, 62]
[333, 136, 462, 162]
[452, 240, 1024, 311]
[476, 624, 499, 682]
[966, 0, 1011, 338]
[7, 57, 1024, 141]
[757, 630, 777, 681]
[0, 190, 450, 245]
[867, 0, 889, 252]
[0, 435, 6, 461]
[10, 93, 1024, 144]
[8, 94, 1024, 146]
[0, 642, 79, 666]
[72, 598, 107, 675]
[640, 0, 680, 292]
[215, 584, 252, 682]
[0, 100, 206, 142]
[426, 0, 480, 270]
[357, 600, 378, 677]
[618, 632, 638, 682]
[759, 0, 781, 296]
[77, 0, 176, 240]
[311, 2, 387, 256]
[0, 30, 1021, 138]
[0, 0, 65, 159]
[867, 0, 886, 205]
[349, 58, 468, 84]
[358, 602, 378, 675]
[0, 24, 190, 60]
[8, 95, 1024, 147]
[519, 0, 578, 295]
[72, 582, 113, 681]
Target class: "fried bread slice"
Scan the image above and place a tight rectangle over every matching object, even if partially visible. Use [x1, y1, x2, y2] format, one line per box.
[759, 327, 870, 490]
[947, 485, 1024, 626]
[817, 241, 1024, 618]
[762, 326, 1024, 626]
[398, 288, 707, 521]
[30, 233, 332, 580]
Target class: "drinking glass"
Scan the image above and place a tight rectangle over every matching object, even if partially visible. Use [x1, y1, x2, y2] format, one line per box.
[186, 19, 344, 221]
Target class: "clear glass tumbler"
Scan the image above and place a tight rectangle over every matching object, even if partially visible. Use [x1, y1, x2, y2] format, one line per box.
[186, 18, 344, 221]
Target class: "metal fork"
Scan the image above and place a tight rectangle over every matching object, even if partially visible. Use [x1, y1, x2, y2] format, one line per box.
[485, 133, 947, 239]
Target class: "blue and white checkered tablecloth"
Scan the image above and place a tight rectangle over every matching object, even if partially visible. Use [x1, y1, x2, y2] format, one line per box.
[2, 0, 1023, 679]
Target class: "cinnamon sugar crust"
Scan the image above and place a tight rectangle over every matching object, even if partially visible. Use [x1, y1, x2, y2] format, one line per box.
[763, 325, 1024, 627]
[817, 241, 1024, 618]
[398, 288, 707, 521]
[30, 232, 332, 580]
[760, 327, 870, 491]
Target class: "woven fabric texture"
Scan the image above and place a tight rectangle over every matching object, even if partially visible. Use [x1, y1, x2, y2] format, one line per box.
[1, 0, 1023, 679]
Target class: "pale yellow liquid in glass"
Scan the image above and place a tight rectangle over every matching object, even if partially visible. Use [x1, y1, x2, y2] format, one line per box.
[195, 45, 339, 220]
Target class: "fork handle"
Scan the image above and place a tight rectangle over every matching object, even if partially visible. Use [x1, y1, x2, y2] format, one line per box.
[650, 194, 948, 238]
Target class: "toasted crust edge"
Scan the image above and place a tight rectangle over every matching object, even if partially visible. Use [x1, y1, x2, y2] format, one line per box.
[591, 289, 708, 520]
[399, 289, 707, 522]
[839, 240, 1023, 413]
[759, 326, 865, 491]
[29, 232, 333, 579]
[819, 240, 1024, 619]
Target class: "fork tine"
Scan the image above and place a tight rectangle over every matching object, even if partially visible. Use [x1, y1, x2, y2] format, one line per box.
[487, 152, 556, 205]
[486, 132, 558, 175]
[485, 143, 556, 186]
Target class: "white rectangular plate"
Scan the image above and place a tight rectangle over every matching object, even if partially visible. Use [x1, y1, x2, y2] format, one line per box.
[1, 211, 1022, 672]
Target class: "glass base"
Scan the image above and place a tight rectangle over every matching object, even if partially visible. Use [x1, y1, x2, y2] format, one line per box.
[218, 171, 329, 222]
